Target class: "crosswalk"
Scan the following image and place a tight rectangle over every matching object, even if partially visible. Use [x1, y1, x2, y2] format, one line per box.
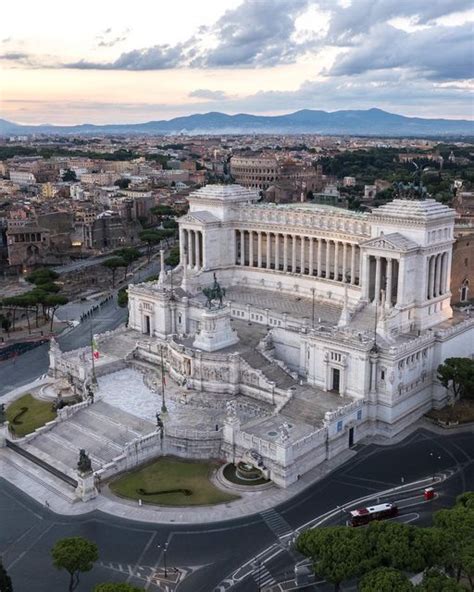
[260, 508, 293, 538]
[254, 564, 277, 589]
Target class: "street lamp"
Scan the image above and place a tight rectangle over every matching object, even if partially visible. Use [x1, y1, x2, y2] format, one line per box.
[429, 452, 441, 481]
[157, 542, 168, 578]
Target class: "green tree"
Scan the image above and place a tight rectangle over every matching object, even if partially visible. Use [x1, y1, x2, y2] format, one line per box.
[417, 569, 465, 592]
[26, 268, 59, 285]
[165, 245, 180, 267]
[0, 557, 13, 592]
[114, 178, 131, 189]
[359, 567, 414, 591]
[434, 502, 474, 583]
[113, 247, 141, 279]
[62, 169, 77, 182]
[51, 537, 98, 592]
[0, 314, 12, 336]
[296, 527, 373, 591]
[102, 257, 126, 288]
[139, 230, 164, 262]
[44, 294, 68, 331]
[437, 358, 474, 400]
[94, 583, 144, 592]
[117, 287, 128, 308]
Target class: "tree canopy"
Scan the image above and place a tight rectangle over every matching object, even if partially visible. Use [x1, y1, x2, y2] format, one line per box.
[51, 536, 98, 592]
[359, 567, 414, 592]
[437, 358, 474, 400]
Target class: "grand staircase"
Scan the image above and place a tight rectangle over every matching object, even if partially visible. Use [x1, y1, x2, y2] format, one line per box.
[240, 349, 296, 390]
[16, 401, 155, 479]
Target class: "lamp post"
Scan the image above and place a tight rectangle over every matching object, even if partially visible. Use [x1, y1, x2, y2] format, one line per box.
[311, 287, 315, 329]
[158, 542, 168, 578]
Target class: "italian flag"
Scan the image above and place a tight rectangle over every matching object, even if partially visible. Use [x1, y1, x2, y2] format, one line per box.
[92, 338, 100, 360]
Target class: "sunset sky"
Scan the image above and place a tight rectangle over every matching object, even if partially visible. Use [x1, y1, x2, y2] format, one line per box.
[1, 0, 473, 125]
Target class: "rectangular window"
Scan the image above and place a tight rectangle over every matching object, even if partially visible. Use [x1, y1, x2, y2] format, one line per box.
[337, 421, 343, 432]
[357, 410, 362, 420]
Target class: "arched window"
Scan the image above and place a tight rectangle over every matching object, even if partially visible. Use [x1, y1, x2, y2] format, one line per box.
[460, 279, 469, 302]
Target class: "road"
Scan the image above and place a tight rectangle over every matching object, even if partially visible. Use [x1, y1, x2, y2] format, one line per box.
[0, 259, 161, 397]
[1, 428, 473, 592]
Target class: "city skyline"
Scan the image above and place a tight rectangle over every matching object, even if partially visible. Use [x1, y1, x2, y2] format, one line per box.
[1, 0, 473, 125]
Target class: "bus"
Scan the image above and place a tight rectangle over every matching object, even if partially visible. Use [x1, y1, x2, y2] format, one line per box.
[349, 503, 399, 527]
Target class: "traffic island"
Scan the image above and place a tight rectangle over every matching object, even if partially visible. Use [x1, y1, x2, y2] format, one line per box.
[108, 456, 240, 506]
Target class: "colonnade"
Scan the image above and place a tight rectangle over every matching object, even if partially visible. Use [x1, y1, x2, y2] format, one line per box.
[235, 230, 361, 285]
[366, 255, 400, 307]
[426, 252, 450, 300]
[181, 228, 204, 269]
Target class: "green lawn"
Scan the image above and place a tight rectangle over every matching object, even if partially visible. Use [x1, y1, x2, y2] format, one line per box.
[6, 393, 57, 437]
[109, 457, 239, 506]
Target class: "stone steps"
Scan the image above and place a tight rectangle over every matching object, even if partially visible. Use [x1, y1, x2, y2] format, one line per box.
[1, 454, 78, 502]
[241, 349, 295, 389]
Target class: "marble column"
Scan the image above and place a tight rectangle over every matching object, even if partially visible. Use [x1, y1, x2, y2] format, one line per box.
[334, 241, 339, 281]
[317, 238, 322, 277]
[374, 256, 381, 303]
[325, 240, 331, 279]
[300, 236, 305, 274]
[292, 235, 297, 273]
[275, 233, 280, 271]
[434, 253, 441, 297]
[249, 230, 254, 267]
[283, 234, 288, 271]
[179, 227, 185, 265]
[386, 258, 393, 308]
[440, 252, 447, 294]
[428, 255, 435, 299]
[309, 238, 314, 276]
[351, 244, 356, 285]
[257, 232, 262, 268]
[188, 230, 195, 268]
[195, 230, 201, 269]
[397, 257, 406, 305]
[266, 232, 271, 269]
[240, 230, 245, 266]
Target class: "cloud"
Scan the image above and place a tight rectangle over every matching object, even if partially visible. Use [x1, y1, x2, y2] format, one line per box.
[96, 27, 131, 48]
[65, 41, 193, 70]
[330, 22, 474, 80]
[193, 0, 316, 68]
[189, 89, 229, 100]
[326, 0, 473, 44]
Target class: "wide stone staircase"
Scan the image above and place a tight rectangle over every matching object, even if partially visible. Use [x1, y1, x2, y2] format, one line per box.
[240, 348, 296, 390]
[18, 400, 155, 479]
[349, 302, 377, 331]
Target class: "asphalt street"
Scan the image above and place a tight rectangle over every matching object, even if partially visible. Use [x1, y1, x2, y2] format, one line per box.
[0, 259, 160, 397]
[1, 428, 473, 592]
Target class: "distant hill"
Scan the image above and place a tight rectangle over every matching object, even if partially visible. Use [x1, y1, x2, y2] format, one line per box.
[1, 108, 473, 137]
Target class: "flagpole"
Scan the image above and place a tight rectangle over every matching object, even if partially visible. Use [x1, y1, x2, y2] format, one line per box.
[160, 345, 167, 414]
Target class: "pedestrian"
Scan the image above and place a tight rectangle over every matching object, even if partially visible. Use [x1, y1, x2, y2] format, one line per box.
[45, 500, 50, 509]
[138, 499, 142, 507]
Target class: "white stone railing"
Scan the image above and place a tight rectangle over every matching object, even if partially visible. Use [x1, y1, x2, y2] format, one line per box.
[324, 399, 364, 424]
[292, 426, 327, 454]
[435, 317, 474, 339]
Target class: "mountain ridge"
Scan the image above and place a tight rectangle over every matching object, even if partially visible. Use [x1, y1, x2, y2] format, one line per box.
[1, 108, 473, 137]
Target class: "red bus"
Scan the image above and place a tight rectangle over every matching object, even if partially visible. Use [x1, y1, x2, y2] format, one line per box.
[349, 503, 398, 527]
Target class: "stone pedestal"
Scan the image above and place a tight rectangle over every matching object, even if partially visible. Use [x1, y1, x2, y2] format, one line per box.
[193, 307, 239, 352]
[76, 472, 98, 502]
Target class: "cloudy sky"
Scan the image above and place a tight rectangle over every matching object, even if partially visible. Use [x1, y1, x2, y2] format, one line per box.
[1, 0, 473, 124]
